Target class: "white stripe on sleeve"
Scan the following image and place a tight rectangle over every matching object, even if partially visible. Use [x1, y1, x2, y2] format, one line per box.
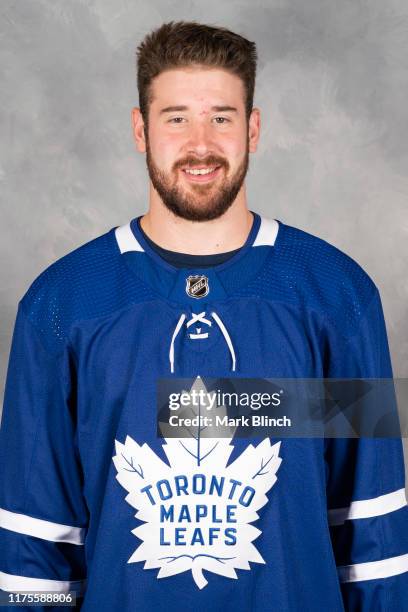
[338, 553, 408, 583]
[0, 570, 86, 594]
[328, 488, 407, 526]
[0, 508, 86, 545]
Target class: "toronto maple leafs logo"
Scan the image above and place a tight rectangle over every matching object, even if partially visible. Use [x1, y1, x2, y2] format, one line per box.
[112, 377, 282, 589]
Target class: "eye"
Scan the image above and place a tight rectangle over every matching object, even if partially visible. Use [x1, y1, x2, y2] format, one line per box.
[213, 117, 230, 124]
[168, 117, 186, 123]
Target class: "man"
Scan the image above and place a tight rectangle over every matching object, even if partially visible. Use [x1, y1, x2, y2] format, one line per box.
[0, 20, 407, 612]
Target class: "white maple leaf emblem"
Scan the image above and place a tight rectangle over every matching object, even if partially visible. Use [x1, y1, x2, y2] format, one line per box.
[112, 376, 282, 589]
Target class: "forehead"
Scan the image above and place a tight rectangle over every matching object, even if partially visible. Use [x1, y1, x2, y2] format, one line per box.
[149, 67, 245, 109]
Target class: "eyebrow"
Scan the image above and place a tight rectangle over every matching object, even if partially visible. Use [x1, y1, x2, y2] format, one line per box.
[159, 105, 238, 114]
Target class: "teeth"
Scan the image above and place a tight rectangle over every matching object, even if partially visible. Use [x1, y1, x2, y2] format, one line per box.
[184, 167, 216, 175]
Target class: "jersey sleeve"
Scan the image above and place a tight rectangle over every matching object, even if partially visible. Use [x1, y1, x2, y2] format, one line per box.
[0, 301, 88, 610]
[324, 286, 408, 610]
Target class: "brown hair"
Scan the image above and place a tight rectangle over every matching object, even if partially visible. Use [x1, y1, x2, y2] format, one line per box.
[136, 21, 257, 128]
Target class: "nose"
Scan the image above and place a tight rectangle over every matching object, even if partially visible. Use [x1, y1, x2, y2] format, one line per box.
[186, 121, 214, 157]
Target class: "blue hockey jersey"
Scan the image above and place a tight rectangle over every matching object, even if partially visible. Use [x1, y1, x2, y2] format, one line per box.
[1, 212, 407, 611]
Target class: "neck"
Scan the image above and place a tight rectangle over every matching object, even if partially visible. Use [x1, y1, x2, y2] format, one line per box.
[140, 186, 253, 255]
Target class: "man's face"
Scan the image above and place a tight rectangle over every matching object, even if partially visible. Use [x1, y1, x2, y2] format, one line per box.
[135, 67, 259, 222]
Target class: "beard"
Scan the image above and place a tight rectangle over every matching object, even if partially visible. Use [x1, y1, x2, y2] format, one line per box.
[145, 136, 249, 222]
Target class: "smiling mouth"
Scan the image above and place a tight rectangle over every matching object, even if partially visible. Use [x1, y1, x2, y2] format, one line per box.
[180, 165, 222, 182]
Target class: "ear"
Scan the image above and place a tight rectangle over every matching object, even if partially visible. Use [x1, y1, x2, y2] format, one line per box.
[248, 107, 260, 153]
[131, 107, 147, 153]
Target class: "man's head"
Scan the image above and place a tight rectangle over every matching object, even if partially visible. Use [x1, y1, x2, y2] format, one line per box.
[133, 21, 260, 222]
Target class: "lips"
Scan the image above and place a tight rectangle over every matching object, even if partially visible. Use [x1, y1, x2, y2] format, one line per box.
[180, 165, 222, 183]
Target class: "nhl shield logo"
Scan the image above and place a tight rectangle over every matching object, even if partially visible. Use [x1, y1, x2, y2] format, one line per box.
[186, 275, 209, 299]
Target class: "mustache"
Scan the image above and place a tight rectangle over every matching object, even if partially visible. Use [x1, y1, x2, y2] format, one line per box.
[175, 157, 228, 170]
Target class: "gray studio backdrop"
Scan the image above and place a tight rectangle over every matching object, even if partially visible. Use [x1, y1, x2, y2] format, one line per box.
[1, 1, 407, 473]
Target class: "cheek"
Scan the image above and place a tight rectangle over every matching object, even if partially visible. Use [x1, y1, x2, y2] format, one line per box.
[220, 129, 248, 159]
[149, 131, 185, 168]
[223, 141, 247, 167]
[149, 144, 175, 171]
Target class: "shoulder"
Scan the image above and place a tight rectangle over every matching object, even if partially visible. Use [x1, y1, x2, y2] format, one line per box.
[19, 226, 138, 351]
[21, 227, 116, 303]
[272, 220, 379, 334]
[277, 220, 375, 285]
